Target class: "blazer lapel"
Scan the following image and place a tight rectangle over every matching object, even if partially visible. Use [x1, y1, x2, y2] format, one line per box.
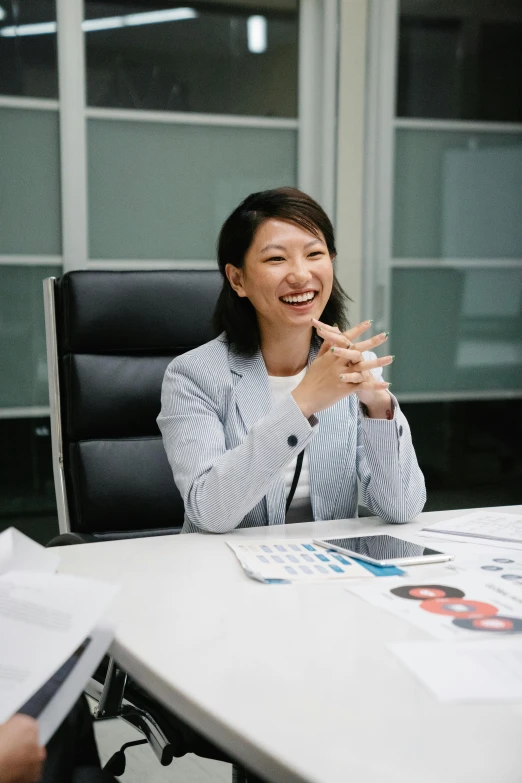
[228, 344, 286, 526]
[228, 344, 272, 430]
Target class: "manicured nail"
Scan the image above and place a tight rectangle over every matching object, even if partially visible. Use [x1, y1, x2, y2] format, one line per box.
[383, 331, 390, 338]
[330, 346, 335, 352]
[366, 319, 373, 325]
[339, 374, 345, 381]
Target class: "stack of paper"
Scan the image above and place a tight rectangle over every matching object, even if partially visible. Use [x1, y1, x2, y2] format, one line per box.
[0, 528, 118, 744]
[420, 510, 522, 550]
[347, 572, 522, 703]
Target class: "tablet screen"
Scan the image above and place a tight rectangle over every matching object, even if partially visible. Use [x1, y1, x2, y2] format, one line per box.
[322, 535, 443, 561]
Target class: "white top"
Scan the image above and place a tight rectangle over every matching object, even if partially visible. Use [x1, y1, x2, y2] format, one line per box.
[268, 368, 314, 523]
[56, 506, 522, 783]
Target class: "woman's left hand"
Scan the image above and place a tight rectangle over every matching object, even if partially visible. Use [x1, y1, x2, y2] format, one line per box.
[312, 318, 394, 418]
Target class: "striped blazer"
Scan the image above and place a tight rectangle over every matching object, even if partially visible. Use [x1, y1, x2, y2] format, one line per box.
[157, 334, 426, 534]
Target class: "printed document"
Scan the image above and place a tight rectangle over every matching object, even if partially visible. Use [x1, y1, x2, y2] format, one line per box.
[0, 529, 118, 743]
[228, 539, 373, 582]
[390, 639, 522, 702]
[347, 573, 522, 641]
[420, 510, 522, 550]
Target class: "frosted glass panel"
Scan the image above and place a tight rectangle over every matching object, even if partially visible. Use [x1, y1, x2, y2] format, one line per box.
[88, 120, 297, 259]
[0, 266, 61, 407]
[0, 108, 61, 255]
[394, 130, 522, 259]
[390, 268, 522, 394]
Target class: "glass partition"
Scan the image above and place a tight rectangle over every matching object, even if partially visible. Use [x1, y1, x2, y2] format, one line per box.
[0, 108, 61, 255]
[88, 118, 297, 259]
[394, 130, 522, 259]
[84, 0, 298, 117]
[397, 0, 522, 122]
[0, 0, 58, 98]
[0, 265, 61, 407]
[390, 267, 522, 394]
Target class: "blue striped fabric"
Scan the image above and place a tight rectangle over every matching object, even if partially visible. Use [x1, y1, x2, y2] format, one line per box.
[157, 334, 426, 534]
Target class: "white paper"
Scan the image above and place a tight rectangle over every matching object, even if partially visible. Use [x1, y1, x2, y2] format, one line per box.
[443, 544, 522, 585]
[421, 511, 522, 548]
[347, 574, 522, 641]
[0, 570, 118, 725]
[33, 624, 113, 744]
[228, 540, 376, 582]
[0, 528, 60, 576]
[390, 639, 522, 702]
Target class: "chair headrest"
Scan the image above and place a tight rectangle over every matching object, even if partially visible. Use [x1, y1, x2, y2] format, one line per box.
[59, 269, 222, 353]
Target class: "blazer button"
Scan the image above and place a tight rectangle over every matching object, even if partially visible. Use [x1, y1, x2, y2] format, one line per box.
[399, 425, 403, 436]
[288, 435, 298, 447]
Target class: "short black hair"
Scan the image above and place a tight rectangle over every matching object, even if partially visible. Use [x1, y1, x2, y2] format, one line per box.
[213, 186, 350, 355]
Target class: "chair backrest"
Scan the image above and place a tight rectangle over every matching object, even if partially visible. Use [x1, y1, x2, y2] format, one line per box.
[44, 270, 221, 540]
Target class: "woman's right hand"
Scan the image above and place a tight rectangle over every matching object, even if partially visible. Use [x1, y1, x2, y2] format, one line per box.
[291, 320, 392, 419]
[0, 715, 46, 783]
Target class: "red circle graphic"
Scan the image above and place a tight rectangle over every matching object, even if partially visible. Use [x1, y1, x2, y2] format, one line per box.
[419, 598, 498, 619]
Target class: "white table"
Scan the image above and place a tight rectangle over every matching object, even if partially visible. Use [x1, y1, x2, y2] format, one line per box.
[57, 507, 522, 783]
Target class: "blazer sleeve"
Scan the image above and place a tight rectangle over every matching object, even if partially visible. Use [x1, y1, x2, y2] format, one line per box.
[355, 355, 426, 523]
[157, 359, 316, 533]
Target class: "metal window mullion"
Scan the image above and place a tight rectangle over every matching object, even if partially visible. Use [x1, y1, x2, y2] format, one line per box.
[0, 96, 59, 111]
[86, 106, 298, 130]
[298, 0, 338, 213]
[0, 407, 51, 419]
[297, 0, 320, 200]
[394, 117, 522, 134]
[364, 0, 398, 336]
[56, 0, 88, 272]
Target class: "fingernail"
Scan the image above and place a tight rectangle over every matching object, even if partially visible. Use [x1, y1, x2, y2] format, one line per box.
[366, 319, 373, 325]
[330, 346, 336, 352]
[339, 374, 345, 381]
[383, 331, 390, 338]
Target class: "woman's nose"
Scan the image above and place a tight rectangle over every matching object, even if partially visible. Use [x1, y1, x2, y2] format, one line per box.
[287, 258, 311, 284]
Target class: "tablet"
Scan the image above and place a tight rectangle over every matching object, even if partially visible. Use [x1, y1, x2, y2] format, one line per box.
[313, 534, 453, 566]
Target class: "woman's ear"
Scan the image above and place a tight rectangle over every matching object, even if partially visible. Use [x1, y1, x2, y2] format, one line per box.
[225, 264, 247, 297]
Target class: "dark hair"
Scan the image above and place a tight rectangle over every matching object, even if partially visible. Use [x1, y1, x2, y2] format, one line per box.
[213, 186, 350, 355]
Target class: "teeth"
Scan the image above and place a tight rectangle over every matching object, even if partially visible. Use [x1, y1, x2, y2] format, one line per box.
[282, 292, 315, 304]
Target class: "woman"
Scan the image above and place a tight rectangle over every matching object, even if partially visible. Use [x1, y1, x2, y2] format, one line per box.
[158, 187, 425, 533]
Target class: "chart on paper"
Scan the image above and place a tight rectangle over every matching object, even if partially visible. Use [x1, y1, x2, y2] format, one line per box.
[227, 540, 375, 583]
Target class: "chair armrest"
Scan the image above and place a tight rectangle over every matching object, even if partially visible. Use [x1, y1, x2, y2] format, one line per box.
[46, 532, 98, 547]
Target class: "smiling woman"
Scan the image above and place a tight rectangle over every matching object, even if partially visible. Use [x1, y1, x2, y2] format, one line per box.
[158, 187, 426, 533]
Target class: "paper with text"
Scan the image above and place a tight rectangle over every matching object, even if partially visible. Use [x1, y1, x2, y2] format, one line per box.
[0, 569, 118, 727]
[420, 511, 522, 549]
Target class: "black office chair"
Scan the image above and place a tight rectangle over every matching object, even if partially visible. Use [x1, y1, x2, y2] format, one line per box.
[43, 270, 258, 781]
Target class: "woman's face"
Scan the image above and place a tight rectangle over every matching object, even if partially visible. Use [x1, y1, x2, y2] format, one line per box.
[226, 218, 334, 336]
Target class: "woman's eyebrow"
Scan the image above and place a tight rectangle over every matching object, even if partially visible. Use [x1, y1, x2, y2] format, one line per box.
[260, 243, 285, 253]
[259, 238, 323, 253]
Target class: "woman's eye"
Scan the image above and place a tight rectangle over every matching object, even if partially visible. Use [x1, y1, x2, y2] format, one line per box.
[309, 251, 324, 258]
[267, 256, 285, 263]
